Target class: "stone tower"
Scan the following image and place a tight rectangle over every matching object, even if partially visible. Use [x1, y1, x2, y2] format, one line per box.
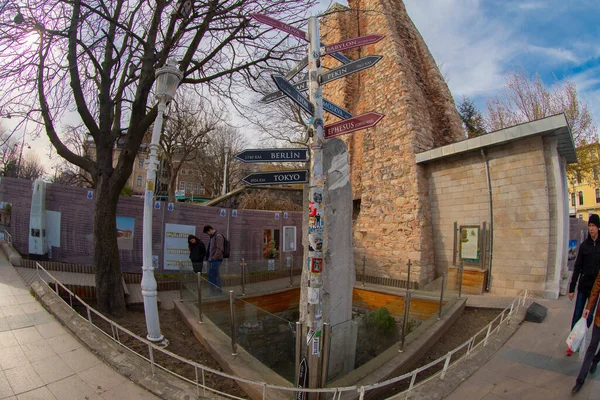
[321, 0, 464, 286]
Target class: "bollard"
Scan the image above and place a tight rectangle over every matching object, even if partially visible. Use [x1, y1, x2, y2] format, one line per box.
[295, 321, 302, 385]
[179, 262, 184, 302]
[362, 253, 366, 287]
[320, 323, 331, 389]
[289, 254, 294, 287]
[406, 259, 412, 290]
[229, 291, 237, 355]
[400, 290, 412, 352]
[197, 273, 203, 323]
[241, 258, 246, 296]
[458, 262, 464, 299]
[438, 272, 446, 320]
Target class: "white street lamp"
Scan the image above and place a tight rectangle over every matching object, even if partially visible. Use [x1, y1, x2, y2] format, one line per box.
[221, 146, 230, 196]
[142, 59, 182, 344]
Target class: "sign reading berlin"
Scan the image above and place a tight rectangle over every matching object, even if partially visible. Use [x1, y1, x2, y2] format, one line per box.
[234, 148, 309, 163]
[325, 112, 385, 138]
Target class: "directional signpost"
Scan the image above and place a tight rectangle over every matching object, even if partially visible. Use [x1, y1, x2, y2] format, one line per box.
[320, 55, 383, 85]
[250, 13, 386, 396]
[325, 112, 385, 139]
[272, 75, 314, 115]
[235, 148, 309, 163]
[242, 170, 308, 186]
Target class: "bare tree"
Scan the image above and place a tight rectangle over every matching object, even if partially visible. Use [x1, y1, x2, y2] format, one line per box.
[486, 69, 598, 182]
[0, 0, 316, 316]
[19, 153, 45, 180]
[0, 130, 21, 177]
[194, 125, 249, 196]
[160, 91, 220, 202]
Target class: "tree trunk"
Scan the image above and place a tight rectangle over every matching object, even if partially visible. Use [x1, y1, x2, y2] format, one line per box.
[168, 170, 177, 203]
[93, 176, 126, 317]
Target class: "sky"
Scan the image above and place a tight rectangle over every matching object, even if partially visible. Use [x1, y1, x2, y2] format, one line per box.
[8, 0, 600, 172]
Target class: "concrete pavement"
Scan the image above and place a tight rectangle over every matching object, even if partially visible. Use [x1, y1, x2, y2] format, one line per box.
[0, 253, 159, 400]
[445, 296, 600, 400]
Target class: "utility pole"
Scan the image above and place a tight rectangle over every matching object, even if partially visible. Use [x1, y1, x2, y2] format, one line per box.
[306, 15, 325, 392]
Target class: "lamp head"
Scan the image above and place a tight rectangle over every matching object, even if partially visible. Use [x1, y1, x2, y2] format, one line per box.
[154, 59, 183, 104]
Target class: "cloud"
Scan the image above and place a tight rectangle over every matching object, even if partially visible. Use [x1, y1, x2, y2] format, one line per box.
[525, 45, 580, 63]
[517, 2, 546, 10]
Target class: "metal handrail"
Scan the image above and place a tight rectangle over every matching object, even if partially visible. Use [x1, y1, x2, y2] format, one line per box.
[33, 261, 527, 400]
[0, 230, 11, 245]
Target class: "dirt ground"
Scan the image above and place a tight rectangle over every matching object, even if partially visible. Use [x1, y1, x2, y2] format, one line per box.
[75, 302, 247, 398]
[380, 307, 501, 397]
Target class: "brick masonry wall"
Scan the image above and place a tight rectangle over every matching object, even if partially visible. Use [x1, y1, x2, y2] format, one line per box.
[0, 177, 303, 274]
[321, 0, 464, 286]
[425, 136, 553, 296]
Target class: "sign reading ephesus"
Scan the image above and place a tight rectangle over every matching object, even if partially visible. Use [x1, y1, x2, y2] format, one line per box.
[324, 112, 385, 139]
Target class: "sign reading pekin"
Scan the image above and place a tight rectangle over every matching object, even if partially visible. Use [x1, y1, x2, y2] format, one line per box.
[234, 148, 309, 163]
[324, 112, 385, 138]
[320, 55, 383, 85]
[242, 170, 308, 185]
[323, 34, 384, 55]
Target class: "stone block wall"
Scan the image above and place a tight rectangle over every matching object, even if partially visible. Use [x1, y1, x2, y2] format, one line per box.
[320, 0, 464, 286]
[425, 136, 554, 297]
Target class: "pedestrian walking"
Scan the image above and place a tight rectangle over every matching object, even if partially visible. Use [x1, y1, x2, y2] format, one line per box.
[572, 268, 600, 393]
[204, 225, 224, 294]
[187, 235, 206, 273]
[567, 213, 600, 355]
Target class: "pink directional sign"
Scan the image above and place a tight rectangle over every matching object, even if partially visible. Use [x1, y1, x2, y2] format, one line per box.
[324, 34, 384, 54]
[250, 14, 306, 41]
[325, 112, 385, 139]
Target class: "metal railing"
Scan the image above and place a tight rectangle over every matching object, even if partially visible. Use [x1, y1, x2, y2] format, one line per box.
[0, 229, 11, 245]
[33, 261, 527, 400]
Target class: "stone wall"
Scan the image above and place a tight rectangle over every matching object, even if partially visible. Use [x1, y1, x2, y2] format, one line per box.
[425, 136, 554, 296]
[320, 0, 464, 286]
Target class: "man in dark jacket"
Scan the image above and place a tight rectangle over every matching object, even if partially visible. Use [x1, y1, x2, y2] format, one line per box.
[568, 213, 600, 355]
[204, 225, 224, 294]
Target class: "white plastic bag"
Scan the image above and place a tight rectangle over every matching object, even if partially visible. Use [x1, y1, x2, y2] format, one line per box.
[566, 318, 588, 353]
[202, 261, 208, 274]
[579, 323, 592, 359]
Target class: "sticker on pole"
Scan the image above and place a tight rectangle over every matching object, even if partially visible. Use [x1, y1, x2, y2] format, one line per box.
[312, 336, 320, 356]
[306, 329, 316, 345]
[308, 287, 320, 304]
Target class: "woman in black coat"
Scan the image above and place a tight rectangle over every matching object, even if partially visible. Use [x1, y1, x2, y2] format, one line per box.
[188, 235, 206, 273]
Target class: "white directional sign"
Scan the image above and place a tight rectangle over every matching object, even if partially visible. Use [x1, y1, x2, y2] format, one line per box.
[320, 55, 383, 85]
[272, 75, 314, 115]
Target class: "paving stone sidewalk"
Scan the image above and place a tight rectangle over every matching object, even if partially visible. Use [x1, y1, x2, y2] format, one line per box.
[0, 254, 159, 400]
[446, 296, 600, 400]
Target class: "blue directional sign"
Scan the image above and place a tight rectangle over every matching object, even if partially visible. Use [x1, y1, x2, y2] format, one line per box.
[323, 99, 353, 120]
[320, 55, 383, 85]
[235, 148, 309, 163]
[271, 75, 314, 115]
[262, 80, 308, 104]
[243, 170, 308, 186]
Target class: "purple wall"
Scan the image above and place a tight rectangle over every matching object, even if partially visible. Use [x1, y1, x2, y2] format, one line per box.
[0, 177, 304, 274]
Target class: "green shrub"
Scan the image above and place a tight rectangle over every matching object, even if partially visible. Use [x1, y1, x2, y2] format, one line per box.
[364, 307, 396, 335]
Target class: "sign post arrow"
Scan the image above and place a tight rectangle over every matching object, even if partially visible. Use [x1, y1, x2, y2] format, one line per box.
[320, 55, 383, 85]
[234, 148, 309, 163]
[261, 80, 308, 104]
[242, 170, 308, 186]
[325, 112, 385, 139]
[323, 99, 353, 120]
[324, 34, 384, 55]
[271, 75, 314, 115]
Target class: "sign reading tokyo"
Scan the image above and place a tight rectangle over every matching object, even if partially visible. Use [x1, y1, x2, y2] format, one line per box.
[234, 148, 309, 163]
[325, 112, 385, 138]
[242, 170, 308, 185]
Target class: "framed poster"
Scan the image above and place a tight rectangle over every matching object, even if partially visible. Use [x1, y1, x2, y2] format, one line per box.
[459, 225, 480, 263]
[164, 223, 196, 270]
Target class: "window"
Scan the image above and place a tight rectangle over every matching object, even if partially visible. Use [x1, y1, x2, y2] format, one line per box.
[137, 176, 142, 187]
[596, 189, 600, 204]
[138, 159, 144, 168]
[186, 183, 191, 193]
[198, 185, 205, 195]
[571, 193, 576, 207]
[263, 229, 280, 259]
[179, 181, 185, 190]
[193, 184, 198, 193]
[576, 170, 582, 184]
[595, 167, 600, 181]
[579, 191, 584, 205]
[353, 199, 362, 221]
[181, 169, 186, 176]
